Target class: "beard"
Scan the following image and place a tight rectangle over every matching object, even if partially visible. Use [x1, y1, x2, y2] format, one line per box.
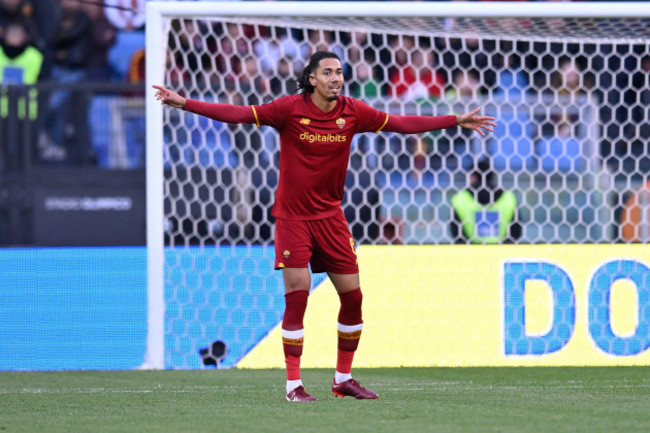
[328, 95, 339, 101]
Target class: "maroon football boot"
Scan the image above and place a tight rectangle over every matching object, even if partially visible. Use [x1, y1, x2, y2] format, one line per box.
[286, 385, 318, 402]
[331, 378, 378, 399]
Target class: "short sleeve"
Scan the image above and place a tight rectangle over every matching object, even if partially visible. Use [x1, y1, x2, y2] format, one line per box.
[252, 96, 294, 129]
[352, 99, 390, 133]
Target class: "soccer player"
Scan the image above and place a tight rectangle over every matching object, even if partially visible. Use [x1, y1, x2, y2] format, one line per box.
[153, 51, 496, 402]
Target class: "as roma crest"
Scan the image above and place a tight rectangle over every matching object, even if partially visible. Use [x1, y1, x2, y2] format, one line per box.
[336, 118, 346, 129]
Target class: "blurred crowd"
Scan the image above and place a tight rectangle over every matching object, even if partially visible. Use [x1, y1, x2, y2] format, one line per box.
[1, 0, 648, 175]
[0, 0, 144, 83]
[0, 0, 145, 165]
[163, 15, 649, 179]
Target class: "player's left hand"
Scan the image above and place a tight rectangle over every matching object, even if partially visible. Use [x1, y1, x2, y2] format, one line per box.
[457, 108, 497, 136]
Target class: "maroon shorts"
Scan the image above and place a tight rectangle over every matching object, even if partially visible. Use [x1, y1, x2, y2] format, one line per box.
[274, 209, 359, 274]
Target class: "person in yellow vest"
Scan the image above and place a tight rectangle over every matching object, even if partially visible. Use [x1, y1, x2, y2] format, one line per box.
[450, 158, 522, 244]
[0, 19, 43, 120]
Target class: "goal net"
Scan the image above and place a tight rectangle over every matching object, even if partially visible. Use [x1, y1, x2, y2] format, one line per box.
[145, 2, 650, 369]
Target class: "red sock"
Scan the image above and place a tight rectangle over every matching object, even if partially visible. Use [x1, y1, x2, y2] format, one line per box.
[336, 288, 363, 374]
[337, 288, 363, 352]
[336, 349, 355, 374]
[282, 290, 308, 379]
[285, 355, 301, 381]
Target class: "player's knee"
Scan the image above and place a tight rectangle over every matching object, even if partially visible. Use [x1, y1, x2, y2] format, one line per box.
[282, 268, 311, 293]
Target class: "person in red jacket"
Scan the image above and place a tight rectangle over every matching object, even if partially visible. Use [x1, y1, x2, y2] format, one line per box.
[154, 51, 496, 402]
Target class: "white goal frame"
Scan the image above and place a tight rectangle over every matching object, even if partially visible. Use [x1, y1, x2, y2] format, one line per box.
[144, 1, 650, 369]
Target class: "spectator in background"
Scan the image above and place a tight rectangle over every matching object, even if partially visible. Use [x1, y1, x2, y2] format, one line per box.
[1, 0, 58, 49]
[390, 48, 445, 101]
[537, 121, 586, 174]
[128, 47, 144, 83]
[0, 0, 57, 79]
[450, 158, 522, 244]
[619, 177, 650, 243]
[41, 0, 93, 164]
[165, 47, 189, 89]
[347, 34, 386, 97]
[0, 19, 42, 116]
[166, 19, 199, 89]
[213, 22, 251, 93]
[298, 29, 345, 66]
[81, 0, 117, 82]
[239, 56, 269, 105]
[49, 0, 93, 81]
[104, 0, 144, 31]
[445, 69, 481, 100]
[0, 0, 37, 44]
[348, 60, 382, 100]
[0, 19, 43, 169]
[603, 53, 650, 179]
[437, 35, 489, 76]
[253, 27, 284, 76]
[105, 0, 145, 82]
[550, 57, 588, 98]
[269, 56, 297, 97]
[493, 52, 529, 100]
[486, 50, 536, 173]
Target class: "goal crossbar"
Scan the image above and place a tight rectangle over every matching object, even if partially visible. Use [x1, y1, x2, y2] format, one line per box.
[147, 1, 650, 19]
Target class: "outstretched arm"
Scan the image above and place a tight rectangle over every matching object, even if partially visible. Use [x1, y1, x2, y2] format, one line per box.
[152, 84, 256, 124]
[383, 107, 496, 136]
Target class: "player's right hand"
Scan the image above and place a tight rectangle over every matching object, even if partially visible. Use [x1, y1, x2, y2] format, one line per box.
[152, 84, 187, 109]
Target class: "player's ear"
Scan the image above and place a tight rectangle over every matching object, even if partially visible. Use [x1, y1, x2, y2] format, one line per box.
[309, 74, 316, 86]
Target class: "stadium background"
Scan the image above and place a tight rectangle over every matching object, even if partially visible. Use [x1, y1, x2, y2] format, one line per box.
[2, 0, 650, 371]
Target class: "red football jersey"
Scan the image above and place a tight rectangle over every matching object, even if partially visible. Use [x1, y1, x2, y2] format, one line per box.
[252, 94, 388, 220]
[184, 94, 455, 220]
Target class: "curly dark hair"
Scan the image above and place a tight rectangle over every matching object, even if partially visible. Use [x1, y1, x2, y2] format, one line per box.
[296, 51, 342, 94]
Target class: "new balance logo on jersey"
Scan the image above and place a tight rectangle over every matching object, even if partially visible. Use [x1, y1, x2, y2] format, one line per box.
[299, 131, 347, 144]
[299, 118, 311, 125]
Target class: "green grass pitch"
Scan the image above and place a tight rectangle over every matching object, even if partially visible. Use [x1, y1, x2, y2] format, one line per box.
[1, 367, 649, 432]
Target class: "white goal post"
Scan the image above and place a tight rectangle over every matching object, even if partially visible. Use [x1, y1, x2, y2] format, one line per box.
[144, 1, 650, 369]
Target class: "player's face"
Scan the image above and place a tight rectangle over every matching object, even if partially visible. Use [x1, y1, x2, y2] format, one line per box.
[310, 58, 344, 102]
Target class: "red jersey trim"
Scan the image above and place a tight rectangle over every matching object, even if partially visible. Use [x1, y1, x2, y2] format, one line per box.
[375, 114, 390, 133]
[251, 105, 260, 127]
